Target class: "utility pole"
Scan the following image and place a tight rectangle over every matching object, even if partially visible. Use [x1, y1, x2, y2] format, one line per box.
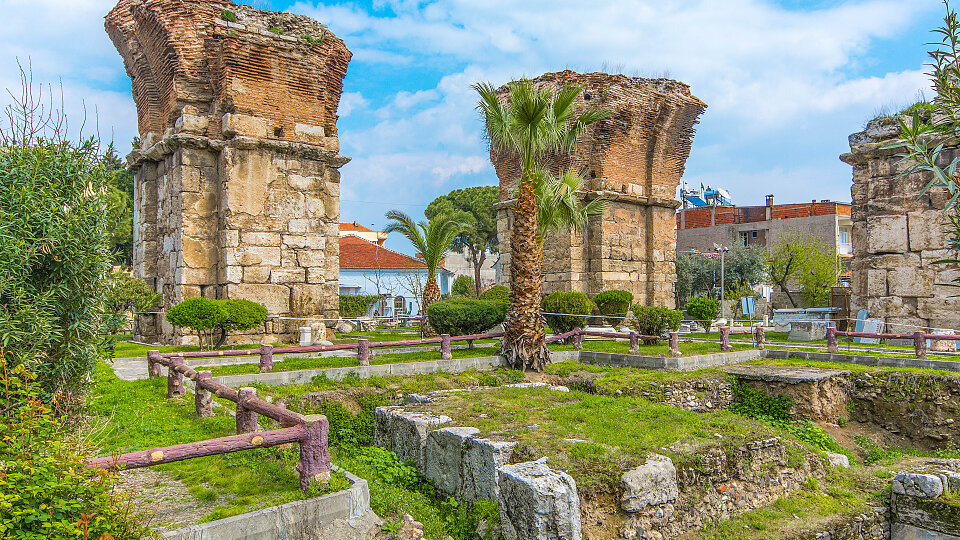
[714, 243, 729, 319]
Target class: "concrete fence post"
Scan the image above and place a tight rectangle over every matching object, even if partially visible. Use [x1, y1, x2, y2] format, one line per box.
[720, 326, 732, 352]
[147, 350, 163, 378]
[827, 326, 838, 354]
[572, 330, 583, 351]
[195, 371, 214, 417]
[669, 332, 681, 357]
[755, 326, 766, 349]
[914, 331, 927, 358]
[358, 339, 370, 366]
[259, 344, 274, 372]
[440, 334, 452, 360]
[297, 414, 332, 491]
[167, 359, 186, 399]
[629, 331, 639, 354]
[236, 387, 259, 434]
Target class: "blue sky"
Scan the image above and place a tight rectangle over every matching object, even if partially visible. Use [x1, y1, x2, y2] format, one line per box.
[0, 0, 944, 255]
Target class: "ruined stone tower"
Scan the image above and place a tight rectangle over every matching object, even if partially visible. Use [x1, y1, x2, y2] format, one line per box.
[492, 71, 706, 308]
[841, 117, 960, 333]
[106, 0, 350, 344]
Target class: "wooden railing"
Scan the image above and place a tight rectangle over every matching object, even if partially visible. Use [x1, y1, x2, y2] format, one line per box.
[89, 353, 331, 491]
[827, 327, 960, 358]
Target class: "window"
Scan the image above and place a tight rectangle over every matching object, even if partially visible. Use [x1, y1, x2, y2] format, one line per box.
[740, 232, 749, 246]
[394, 296, 406, 315]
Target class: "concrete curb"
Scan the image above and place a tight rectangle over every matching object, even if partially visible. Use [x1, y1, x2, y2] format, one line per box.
[160, 467, 370, 540]
[762, 349, 960, 372]
[578, 349, 761, 371]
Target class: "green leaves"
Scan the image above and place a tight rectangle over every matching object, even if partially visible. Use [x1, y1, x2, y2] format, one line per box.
[165, 298, 268, 349]
[426, 298, 507, 336]
[542, 291, 593, 334]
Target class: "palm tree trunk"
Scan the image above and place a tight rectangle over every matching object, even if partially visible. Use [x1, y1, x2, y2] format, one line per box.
[421, 277, 441, 337]
[502, 170, 549, 371]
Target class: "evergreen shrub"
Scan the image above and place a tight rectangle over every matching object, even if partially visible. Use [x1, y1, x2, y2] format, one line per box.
[542, 291, 593, 334]
[630, 305, 683, 344]
[427, 298, 507, 341]
[592, 290, 633, 326]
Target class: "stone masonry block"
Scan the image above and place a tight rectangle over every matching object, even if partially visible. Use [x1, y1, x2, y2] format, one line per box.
[222, 113, 268, 138]
[374, 406, 403, 450]
[497, 461, 581, 540]
[391, 410, 451, 471]
[866, 214, 908, 254]
[227, 283, 289, 314]
[424, 427, 480, 496]
[865, 269, 888, 297]
[892, 473, 943, 498]
[461, 437, 517, 503]
[620, 454, 679, 512]
[888, 267, 935, 298]
[908, 211, 949, 251]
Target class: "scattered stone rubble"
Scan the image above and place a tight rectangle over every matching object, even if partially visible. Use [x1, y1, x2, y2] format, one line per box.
[105, 0, 350, 344]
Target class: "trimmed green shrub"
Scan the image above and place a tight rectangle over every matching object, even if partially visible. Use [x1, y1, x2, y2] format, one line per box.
[102, 272, 160, 337]
[543, 291, 593, 334]
[217, 298, 268, 347]
[339, 294, 379, 318]
[630, 305, 682, 344]
[479, 284, 510, 304]
[166, 297, 227, 349]
[0, 140, 115, 403]
[592, 290, 633, 326]
[684, 296, 718, 325]
[427, 299, 506, 344]
[451, 275, 476, 297]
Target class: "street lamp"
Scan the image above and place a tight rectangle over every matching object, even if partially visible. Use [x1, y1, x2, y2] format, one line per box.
[713, 243, 729, 319]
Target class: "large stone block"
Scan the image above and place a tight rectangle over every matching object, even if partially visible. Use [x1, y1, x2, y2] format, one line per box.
[227, 283, 290, 313]
[888, 268, 935, 298]
[866, 215, 908, 254]
[222, 113, 268, 138]
[893, 473, 943, 499]
[461, 437, 517, 503]
[908, 211, 949, 251]
[390, 411, 452, 470]
[424, 427, 480, 496]
[620, 454, 678, 512]
[497, 461, 581, 540]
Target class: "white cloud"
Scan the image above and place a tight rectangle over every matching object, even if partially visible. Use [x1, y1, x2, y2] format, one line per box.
[338, 92, 369, 118]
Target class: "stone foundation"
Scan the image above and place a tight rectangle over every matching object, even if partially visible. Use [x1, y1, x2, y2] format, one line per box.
[106, 0, 350, 344]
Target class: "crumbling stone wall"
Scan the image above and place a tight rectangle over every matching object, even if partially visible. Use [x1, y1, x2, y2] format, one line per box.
[106, 0, 350, 344]
[841, 117, 960, 333]
[492, 71, 706, 308]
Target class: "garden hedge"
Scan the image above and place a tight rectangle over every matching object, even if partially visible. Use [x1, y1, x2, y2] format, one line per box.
[542, 291, 593, 334]
[593, 290, 634, 326]
[426, 298, 507, 342]
[630, 305, 683, 344]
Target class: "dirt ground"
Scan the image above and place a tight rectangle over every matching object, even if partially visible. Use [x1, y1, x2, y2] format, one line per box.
[113, 467, 212, 536]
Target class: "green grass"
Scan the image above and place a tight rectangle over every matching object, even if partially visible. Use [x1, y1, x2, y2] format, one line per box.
[202, 346, 503, 376]
[254, 368, 526, 401]
[747, 356, 960, 378]
[89, 363, 347, 524]
[692, 469, 886, 539]
[419, 386, 812, 490]
[111, 341, 264, 359]
[551, 339, 751, 356]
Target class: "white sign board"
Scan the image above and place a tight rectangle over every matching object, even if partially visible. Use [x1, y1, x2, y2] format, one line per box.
[858, 319, 883, 345]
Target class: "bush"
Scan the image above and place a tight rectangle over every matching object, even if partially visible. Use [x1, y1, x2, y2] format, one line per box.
[0, 140, 115, 403]
[166, 298, 268, 349]
[339, 294, 378, 318]
[542, 291, 593, 334]
[630, 305, 682, 344]
[478, 285, 510, 304]
[451, 275, 476, 298]
[684, 296, 718, 324]
[0, 357, 152, 538]
[427, 299, 507, 343]
[102, 272, 160, 336]
[592, 290, 633, 326]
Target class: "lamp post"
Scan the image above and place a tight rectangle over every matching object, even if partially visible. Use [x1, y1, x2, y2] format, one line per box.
[713, 243, 729, 319]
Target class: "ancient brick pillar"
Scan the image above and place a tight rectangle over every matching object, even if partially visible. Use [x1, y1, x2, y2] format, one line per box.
[490, 71, 706, 309]
[841, 117, 960, 333]
[106, 0, 350, 344]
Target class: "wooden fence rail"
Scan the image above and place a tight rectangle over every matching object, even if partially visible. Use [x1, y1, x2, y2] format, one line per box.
[827, 327, 959, 358]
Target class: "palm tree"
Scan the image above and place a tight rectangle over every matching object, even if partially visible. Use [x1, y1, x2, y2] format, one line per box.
[384, 210, 465, 336]
[475, 79, 607, 371]
[535, 169, 606, 245]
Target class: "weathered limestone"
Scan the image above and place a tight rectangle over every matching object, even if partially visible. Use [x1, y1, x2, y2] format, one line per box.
[892, 469, 960, 539]
[841, 117, 960, 333]
[497, 461, 582, 540]
[620, 454, 679, 512]
[106, 0, 350, 344]
[423, 427, 479, 496]
[492, 71, 706, 308]
[373, 407, 451, 469]
[461, 437, 518, 502]
[788, 321, 828, 341]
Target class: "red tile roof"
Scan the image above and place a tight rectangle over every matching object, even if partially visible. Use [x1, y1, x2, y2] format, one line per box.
[340, 221, 374, 232]
[339, 235, 431, 270]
